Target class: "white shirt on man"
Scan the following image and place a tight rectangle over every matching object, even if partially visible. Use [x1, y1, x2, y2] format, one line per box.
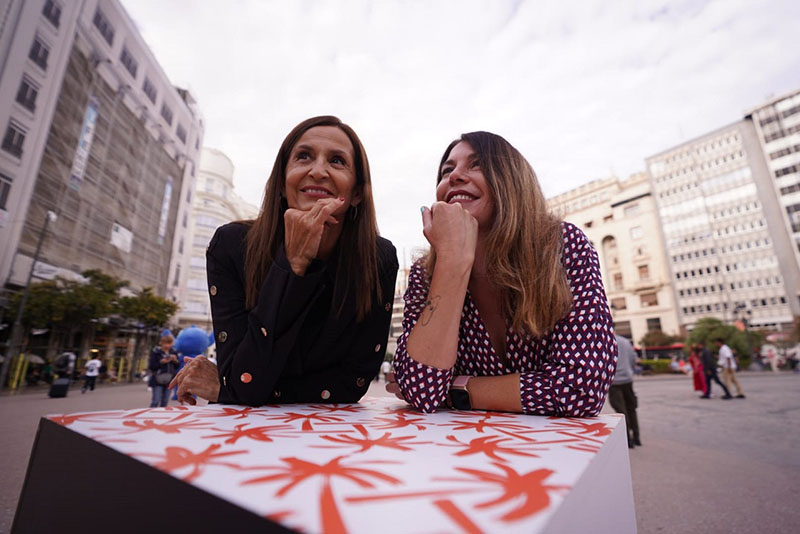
[717, 344, 735, 370]
[85, 358, 102, 377]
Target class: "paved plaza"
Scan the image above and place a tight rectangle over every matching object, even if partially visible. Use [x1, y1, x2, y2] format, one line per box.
[1, 372, 798, 533]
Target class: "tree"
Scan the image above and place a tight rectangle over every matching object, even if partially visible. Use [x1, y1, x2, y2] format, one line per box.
[686, 317, 764, 364]
[119, 287, 178, 381]
[639, 330, 684, 348]
[7, 270, 130, 358]
[7, 280, 64, 329]
[119, 287, 177, 328]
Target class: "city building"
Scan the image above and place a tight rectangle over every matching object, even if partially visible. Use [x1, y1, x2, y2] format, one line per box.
[745, 88, 800, 263]
[646, 117, 800, 332]
[175, 147, 258, 331]
[0, 0, 203, 297]
[548, 173, 679, 343]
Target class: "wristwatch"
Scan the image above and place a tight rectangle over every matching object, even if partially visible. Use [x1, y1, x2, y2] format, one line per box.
[449, 375, 473, 410]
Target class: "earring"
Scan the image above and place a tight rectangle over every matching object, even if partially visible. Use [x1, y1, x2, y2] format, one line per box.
[348, 204, 358, 221]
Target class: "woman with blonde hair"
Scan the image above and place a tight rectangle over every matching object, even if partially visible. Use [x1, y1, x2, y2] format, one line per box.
[389, 131, 616, 415]
[172, 116, 398, 406]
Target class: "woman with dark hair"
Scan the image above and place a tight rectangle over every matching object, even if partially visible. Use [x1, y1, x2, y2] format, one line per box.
[389, 131, 616, 416]
[172, 116, 398, 406]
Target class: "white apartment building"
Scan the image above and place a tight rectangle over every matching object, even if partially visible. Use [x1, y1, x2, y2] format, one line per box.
[175, 147, 258, 331]
[746, 88, 800, 266]
[646, 119, 800, 332]
[0, 0, 203, 297]
[549, 174, 679, 343]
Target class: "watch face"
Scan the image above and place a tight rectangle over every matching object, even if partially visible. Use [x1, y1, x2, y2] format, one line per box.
[450, 388, 471, 410]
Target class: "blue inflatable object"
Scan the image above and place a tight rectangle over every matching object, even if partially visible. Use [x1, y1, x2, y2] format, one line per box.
[174, 325, 213, 357]
[171, 325, 214, 400]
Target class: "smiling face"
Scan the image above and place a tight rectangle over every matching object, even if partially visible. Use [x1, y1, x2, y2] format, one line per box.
[436, 141, 495, 229]
[284, 126, 361, 218]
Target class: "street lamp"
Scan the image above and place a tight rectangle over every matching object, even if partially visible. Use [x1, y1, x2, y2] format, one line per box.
[0, 211, 57, 390]
[732, 302, 755, 369]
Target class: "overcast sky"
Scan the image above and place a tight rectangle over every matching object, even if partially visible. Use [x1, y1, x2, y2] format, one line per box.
[123, 0, 800, 266]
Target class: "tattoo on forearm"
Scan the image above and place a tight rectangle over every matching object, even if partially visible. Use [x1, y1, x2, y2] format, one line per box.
[420, 295, 441, 326]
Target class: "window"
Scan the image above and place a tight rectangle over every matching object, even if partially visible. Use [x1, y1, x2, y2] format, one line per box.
[624, 203, 640, 217]
[160, 103, 173, 125]
[190, 256, 205, 268]
[2, 121, 26, 158]
[143, 77, 157, 104]
[178, 238, 184, 254]
[638, 264, 650, 280]
[93, 8, 115, 46]
[120, 46, 138, 78]
[646, 318, 662, 332]
[42, 0, 61, 28]
[0, 173, 11, 210]
[187, 278, 207, 290]
[15, 76, 39, 112]
[177, 124, 187, 144]
[615, 321, 632, 340]
[611, 297, 626, 310]
[613, 272, 623, 291]
[28, 38, 49, 70]
[640, 292, 658, 307]
[172, 264, 181, 287]
[630, 226, 643, 239]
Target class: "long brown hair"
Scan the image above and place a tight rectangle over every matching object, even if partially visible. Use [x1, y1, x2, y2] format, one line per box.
[427, 131, 572, 336]
[243, 116, 380, 320]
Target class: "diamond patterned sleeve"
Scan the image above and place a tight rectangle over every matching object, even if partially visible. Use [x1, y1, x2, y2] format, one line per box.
[519, 223, 618, 417]
[392, 261, 452, 412]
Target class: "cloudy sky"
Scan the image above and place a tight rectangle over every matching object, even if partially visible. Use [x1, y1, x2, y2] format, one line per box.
[123, 0, 800, 265]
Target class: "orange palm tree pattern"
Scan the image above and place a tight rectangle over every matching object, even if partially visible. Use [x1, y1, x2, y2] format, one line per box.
[135, 443, 249, 482]
[442, 435, 547, 462]
[314, 424, 431, 453]
[202, 423, 296, 444]
[371, 411, 428, 431]
[266, 411, 346, 431]
[48, 412, 121, 426]
[439, 462, 570, 521]
[242, 455, 402, 534]
[47, 396, 627, 532]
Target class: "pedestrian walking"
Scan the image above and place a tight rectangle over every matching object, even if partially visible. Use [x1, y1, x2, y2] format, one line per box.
[81, 354, 102, 393]
[698, 340, 731, 399]
[688, 344, 707, 393]
[608, 334, 641, 448]
[715, 338, 745, 398]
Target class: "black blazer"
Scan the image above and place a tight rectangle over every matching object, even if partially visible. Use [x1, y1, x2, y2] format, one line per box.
[206, 222, 398, 406]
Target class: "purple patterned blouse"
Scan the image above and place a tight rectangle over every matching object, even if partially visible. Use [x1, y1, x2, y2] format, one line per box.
[393, 222, 617, 416]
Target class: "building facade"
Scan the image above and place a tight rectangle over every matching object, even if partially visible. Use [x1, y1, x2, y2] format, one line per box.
[646, 119, 800, 332]
[745, 88, 800, 267]
[175, 147, 258, 331]
[549, 174, 679, 343]
[0, 0, 203, 296]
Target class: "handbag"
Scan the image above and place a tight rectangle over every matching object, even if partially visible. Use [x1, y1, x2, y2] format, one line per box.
[155, 370, 174, 385]
[154, 355, 175, 385]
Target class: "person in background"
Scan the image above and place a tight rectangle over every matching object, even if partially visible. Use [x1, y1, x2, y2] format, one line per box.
[688, 344, 707, 395]
[389, 130, 616, 415]
[380, 359, 392, 382]
[171, 116, 398, 406]
[698, 340, 731, 399]
[609, 334, 641, 448]
[81, 353, 102, 393]
[715, 337, 745, 399]
[148, 335, 178, 407]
